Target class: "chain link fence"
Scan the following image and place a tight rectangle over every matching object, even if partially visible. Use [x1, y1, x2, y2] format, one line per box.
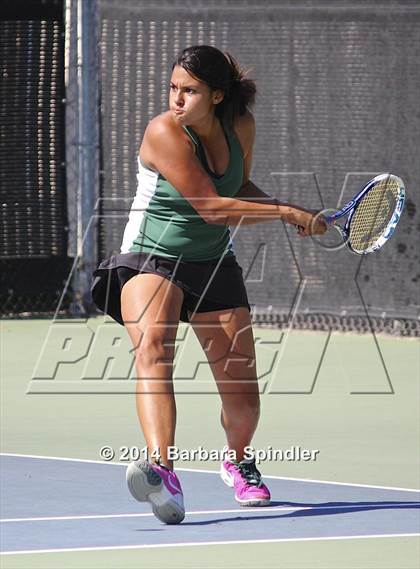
[95, 0, 420, 335]
[0, 0, 72, 316]
[1, 0, 419, 335]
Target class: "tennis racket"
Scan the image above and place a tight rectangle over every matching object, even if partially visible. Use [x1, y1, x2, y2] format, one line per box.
[304, 173, 405, 254]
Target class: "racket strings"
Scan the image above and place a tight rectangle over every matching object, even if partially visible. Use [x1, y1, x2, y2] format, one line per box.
[348, 178, 399, 252]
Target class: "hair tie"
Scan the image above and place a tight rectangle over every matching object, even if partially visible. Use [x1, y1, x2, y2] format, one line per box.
[231, 71, 242, 85]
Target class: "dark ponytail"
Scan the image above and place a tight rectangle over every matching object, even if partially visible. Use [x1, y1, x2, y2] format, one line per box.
[173, 45, 256, 129]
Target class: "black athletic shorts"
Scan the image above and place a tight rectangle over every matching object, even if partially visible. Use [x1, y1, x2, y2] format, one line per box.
[91, 252, 251, 325]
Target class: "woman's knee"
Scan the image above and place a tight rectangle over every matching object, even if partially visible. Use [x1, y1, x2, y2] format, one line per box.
[137, 338, 174, 368]
[134, 334, 176, 369]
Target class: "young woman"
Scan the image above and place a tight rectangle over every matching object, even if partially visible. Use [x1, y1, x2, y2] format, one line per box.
[91, 45, 326, 525]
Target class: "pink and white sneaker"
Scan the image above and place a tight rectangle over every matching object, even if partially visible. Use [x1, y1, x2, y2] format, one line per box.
[126, 459, 185, 524]
[220, 458, 271, 506]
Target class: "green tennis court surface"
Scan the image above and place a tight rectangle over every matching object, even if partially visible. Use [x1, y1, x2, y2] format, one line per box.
[1, 318, 419, 568]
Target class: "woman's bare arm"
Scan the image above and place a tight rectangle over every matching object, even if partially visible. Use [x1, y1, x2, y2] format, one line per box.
[143, 113, 325, 234]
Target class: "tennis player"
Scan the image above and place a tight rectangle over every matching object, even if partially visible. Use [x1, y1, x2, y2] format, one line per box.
[91, 45, 326, 524]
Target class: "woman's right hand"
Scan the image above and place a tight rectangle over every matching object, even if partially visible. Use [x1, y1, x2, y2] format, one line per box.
[294, 210, 328, 237]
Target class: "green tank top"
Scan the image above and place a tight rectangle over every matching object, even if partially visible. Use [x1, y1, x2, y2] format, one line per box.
[120, 123, 244, 261]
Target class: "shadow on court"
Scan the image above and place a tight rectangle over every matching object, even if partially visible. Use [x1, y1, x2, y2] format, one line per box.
[179, 501, 420, 526]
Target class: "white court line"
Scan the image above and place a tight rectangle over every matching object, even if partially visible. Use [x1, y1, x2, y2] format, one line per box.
[1, 533, 419, 556]
[1, 501, 419, 524]
[2, 452, 420, 493]
[0, 505, 309, 523]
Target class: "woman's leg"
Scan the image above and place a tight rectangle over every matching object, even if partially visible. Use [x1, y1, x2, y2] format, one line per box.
[121, 273, 184, 470]
[188, 307, 260, 460]
[189, 306, 270, 506]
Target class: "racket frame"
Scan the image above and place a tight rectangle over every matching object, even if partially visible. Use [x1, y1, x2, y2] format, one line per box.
[325, 173, 405, 255]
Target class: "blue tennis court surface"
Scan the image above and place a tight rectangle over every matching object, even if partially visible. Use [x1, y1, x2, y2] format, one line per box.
[1, 455, 419, 554]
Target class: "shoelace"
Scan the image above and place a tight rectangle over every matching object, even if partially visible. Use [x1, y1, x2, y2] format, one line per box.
[236, 460, 263, 487]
